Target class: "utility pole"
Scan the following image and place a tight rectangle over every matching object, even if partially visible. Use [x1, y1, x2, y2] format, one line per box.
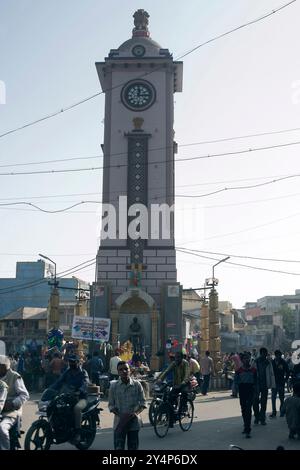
[205, 256, 230, 372]
[39, 254, 60, 331]
[75, 289, 88, 357]
[199, 289, 210, 356]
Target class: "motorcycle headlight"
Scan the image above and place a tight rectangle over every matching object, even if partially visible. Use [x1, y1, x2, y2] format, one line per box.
[38, 401, 49, 412]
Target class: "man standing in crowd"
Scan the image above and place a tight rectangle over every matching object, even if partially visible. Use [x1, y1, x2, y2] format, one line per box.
[200, 351, 215, 396]
[230, 352, 242, 398]
[281, 382, 300, 439]
[270, 350, 289, 418]
[0, 355, 29, 450]
[88, 351, 104, 386]
[236, 353, 257, 439]
[188, 354, 201, 388]
[253, 347, 275, 425]
[109, 350, 121, 380]
[108, 361, 146, 450]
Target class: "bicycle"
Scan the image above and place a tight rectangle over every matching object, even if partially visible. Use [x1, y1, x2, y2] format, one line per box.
[153, 383, 194, 438]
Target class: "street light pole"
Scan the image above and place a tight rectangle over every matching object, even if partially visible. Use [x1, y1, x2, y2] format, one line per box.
[207, 256, 230, 374]
[212, 256, 230, 289]
[39, 253, 60, 331]
[39, 253, 57, 287]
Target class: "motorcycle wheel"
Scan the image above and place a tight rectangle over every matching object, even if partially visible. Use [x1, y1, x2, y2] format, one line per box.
[24, 420, 52, 450]
[75, 415, 97, 450]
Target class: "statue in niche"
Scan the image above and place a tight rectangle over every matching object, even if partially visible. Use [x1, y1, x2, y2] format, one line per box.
[128, 317, 144, 354]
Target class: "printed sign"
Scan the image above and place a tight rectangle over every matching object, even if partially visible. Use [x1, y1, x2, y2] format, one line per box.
[72, 315, 111, 342]
[93, 285, 104, 297]
[0, 340, 5, 355]
[168, 285, 179, 297]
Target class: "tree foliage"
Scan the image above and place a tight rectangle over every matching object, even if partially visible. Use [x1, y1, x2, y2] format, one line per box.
[278, 306, 295, 338]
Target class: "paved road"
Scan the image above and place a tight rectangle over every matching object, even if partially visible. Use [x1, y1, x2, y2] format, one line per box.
[20, 390, 300, 450]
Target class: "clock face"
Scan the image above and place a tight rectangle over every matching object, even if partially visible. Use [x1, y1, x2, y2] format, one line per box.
[121, 80, 156, 111]
[132, 45, 146, 57]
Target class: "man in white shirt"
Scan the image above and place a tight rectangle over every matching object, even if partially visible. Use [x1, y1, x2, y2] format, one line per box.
[200, 351, 215, 395]
[0, 355, 29, 450]
[109, 351, 122, 380]
[0, 379, 8, 413]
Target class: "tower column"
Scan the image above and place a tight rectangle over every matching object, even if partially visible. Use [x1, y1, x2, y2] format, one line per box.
[200, 301, 209, 355]
[150, 306, 159, 370]
[209, 289, 221, 371]
[110, 307, 120, 350]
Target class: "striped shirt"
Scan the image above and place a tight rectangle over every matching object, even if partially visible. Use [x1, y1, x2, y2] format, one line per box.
[108, 377, 146, 431]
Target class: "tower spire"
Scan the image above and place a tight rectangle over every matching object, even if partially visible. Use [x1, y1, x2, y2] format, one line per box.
[132, 9, 150, 38]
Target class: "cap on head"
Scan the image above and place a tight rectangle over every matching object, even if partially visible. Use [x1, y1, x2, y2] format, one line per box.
[0, 355, 10, 368]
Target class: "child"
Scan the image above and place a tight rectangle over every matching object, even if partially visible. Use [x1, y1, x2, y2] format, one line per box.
[281, 382, 300, 439]
[236, 353, 257, 438]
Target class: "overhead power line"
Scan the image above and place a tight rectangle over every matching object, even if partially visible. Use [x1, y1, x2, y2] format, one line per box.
[0, 171, 298, 205]
[176, 248, 300, 276]
[2, 172, 300, 213]
[0, 0, 295, 140]
[2, 125, 300, 169]
[176, 247, 300, 263]
[176, 173, 300, 199]
[1, 139, 300, 177]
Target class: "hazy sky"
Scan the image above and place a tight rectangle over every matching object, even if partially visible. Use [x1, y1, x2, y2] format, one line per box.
[1, 0, 300, 308]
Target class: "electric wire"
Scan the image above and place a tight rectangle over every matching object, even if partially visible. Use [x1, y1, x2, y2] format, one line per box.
[0, 0, 295, 140]
[2, 125, 300, 169]
[176, 248, 300, 276]
[0, 139, 300, 177]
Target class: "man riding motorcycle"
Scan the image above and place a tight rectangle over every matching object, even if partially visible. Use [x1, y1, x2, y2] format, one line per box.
[50, 354, 89, 444]
[0, 355, 29, 450]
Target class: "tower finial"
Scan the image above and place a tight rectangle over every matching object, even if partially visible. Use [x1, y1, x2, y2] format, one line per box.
[132, 9, 150, 38]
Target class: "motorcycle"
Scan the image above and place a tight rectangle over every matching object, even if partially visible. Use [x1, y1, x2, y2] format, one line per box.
[24, 388, 102, 450]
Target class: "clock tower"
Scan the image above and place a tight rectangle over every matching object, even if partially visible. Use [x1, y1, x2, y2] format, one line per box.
[93, 10, 183, 366]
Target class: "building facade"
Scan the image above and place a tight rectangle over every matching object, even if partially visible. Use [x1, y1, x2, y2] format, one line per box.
[0, 260, 89, 318]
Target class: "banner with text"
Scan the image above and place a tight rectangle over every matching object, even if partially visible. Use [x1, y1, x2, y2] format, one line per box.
[72, 315, 111, 342]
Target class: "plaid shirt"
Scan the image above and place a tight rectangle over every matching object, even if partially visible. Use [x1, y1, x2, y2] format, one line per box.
[108, 377, 146, 431]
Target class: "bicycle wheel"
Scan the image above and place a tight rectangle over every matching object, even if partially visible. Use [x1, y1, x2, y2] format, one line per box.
[153, 404, 171, 438]
[24, 420, 52, 450]
[179, 399, 194, 432]
[149, 400, 159, 426]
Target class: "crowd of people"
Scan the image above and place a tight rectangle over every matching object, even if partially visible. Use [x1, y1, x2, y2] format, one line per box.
[222, 348, 300, 439]
[1, 345, 300, 450]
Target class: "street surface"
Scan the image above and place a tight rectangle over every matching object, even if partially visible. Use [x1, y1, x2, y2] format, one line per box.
[21, 390, 300, 450]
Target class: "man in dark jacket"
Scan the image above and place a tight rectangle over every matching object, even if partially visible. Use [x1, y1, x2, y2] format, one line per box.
[88, 351, 104, 386]
[253, 347, 275, 425]
[51, 354, 89, 443]
[270, 350, 289, 418]
[236, 353, 257, 438]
